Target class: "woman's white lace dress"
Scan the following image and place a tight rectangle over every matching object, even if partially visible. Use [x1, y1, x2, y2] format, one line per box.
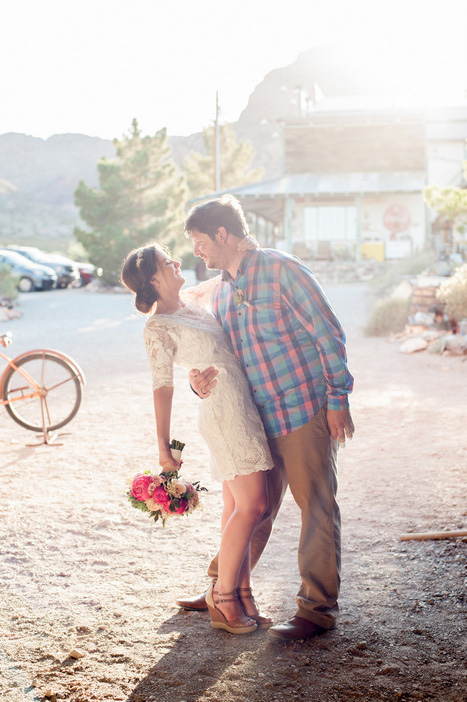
[143, 296, 273, 482]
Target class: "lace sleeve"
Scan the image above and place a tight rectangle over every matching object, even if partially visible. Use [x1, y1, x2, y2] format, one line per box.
[143, 320, 176, 390]
[181, 275, 221, 310]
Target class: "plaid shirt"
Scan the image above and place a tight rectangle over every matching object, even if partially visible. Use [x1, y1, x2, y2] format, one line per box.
[212, 248, 353, 438]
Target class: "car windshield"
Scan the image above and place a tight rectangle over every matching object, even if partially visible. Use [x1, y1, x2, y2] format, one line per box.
[18, 247, 48, 262]
[0, 250, 36, 266]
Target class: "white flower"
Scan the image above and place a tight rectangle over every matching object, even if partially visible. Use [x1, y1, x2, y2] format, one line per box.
[145, 498, 162, 512]
[166, 479, 186, 498]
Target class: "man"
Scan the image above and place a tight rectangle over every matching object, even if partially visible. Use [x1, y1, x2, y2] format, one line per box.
[178, 194, 354, 640]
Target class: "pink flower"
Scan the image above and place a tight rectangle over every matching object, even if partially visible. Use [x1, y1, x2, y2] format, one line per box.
[189, 492, 199, 508]
[173, 499, 187, 514]
[151, 485, 171, 506]
[131, 475, 154, 502]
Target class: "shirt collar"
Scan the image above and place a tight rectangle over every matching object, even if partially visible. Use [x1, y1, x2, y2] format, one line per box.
[221, 249, 256, 284]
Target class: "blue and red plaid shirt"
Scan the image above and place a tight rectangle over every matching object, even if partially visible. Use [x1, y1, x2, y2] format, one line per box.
[212, 248, 353, 438]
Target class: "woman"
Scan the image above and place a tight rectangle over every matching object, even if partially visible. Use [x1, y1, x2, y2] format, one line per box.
[121, 243, 273, 635]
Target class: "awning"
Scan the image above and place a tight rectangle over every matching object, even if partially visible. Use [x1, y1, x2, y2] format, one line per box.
[190, 171, 426, 224]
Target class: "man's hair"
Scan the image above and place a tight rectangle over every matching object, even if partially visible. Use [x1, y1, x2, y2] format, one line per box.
[184, 194, 249, 240]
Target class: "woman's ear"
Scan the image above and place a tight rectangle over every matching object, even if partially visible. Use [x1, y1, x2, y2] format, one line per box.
[150, 274, 160, 289]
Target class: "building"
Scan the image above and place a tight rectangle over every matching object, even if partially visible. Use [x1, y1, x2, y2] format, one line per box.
[208, 98, 467, 261]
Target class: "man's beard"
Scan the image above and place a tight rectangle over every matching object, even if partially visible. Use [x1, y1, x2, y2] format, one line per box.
[204, 256, 223, 270]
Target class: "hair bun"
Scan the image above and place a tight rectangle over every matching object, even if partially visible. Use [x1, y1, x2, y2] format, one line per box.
[135, 284, 158, 314]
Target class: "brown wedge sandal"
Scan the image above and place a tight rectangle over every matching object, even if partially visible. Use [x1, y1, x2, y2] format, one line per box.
[205, 584, 257, 635]
[237, 587, 273, 629]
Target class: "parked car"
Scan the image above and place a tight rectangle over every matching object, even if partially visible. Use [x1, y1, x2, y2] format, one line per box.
[6, 246, 80, 288]
[74, 262, 103, 287]
[0, 250, 58, 292]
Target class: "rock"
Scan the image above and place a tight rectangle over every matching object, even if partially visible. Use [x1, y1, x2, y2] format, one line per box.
[412, 311, 434, 326]
[422, 330, 439, 342]
[390, 280, 413, 300]
[356, 641, 367, 650]
[444, 334, 466, 350]
[6, 308, 21, 319]
[428, 337, 447, 354]
[377, 663, 401, 675]
[399, 337, 428, 354]
[69, 648, 85, 659]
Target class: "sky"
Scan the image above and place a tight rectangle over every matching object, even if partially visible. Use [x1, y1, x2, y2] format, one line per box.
[1, 0, 467, 141]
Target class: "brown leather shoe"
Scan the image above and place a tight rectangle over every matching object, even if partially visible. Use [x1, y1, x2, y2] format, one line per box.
[176, 590, 208, 611]
[268, 616, 327, 640]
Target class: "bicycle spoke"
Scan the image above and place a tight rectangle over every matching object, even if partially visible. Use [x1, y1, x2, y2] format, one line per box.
[3, 353, 82, 432]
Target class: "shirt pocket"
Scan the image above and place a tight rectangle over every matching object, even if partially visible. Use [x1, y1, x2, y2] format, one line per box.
[247, 296, 284, 342]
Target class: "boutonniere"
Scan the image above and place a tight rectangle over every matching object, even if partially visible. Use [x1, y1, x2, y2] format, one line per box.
[233, 288, 251, 308]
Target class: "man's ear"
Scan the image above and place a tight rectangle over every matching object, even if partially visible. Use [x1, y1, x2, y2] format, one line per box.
[215, 226, 228, 243]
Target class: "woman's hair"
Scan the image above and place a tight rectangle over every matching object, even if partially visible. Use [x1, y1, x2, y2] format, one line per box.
[120, 243, 168, 314]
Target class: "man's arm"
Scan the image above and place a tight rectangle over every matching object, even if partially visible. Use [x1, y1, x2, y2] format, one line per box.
[189, 367, 219, 398]
[280, 260, 355, 442]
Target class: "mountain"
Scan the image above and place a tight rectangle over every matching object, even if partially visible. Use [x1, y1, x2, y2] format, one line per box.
[0, 43, 414, 248]
[0, 132, 116, 248]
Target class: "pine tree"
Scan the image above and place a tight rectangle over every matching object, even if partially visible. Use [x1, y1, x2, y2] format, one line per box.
[74, 119, 187, 284]
[183, 123, 263, 199]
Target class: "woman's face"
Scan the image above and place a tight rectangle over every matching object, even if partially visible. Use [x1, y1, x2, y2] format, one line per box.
[152, 253, 185, 300]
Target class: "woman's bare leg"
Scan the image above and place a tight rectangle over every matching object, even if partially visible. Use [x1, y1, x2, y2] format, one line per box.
[214, 471, 268, 621]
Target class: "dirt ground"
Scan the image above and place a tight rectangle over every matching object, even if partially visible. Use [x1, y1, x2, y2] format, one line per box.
[0, 286, 466, 702]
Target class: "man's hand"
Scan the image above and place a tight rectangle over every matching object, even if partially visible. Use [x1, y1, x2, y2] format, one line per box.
[327, 408, 355, 447]
[189, 367, 219, 398]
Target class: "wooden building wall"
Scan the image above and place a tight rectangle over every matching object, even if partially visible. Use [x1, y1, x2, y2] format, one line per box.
[284, 118, 426, 174]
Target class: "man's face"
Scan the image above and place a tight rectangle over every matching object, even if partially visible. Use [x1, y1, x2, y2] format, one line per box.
[190, 229, 226, 270]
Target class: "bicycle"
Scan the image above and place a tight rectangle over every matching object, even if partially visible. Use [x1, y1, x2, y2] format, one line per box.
[0, 332, 85, 444]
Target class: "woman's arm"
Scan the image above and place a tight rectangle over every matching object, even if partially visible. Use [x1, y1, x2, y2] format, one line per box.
[152, 385, 179, 469]
[181, 275, 222, 309]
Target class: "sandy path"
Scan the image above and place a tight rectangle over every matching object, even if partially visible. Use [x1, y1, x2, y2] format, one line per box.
[0, 286, 465, 702]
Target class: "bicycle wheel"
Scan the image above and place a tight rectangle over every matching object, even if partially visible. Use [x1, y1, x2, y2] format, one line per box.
[3, 352, 82, 432]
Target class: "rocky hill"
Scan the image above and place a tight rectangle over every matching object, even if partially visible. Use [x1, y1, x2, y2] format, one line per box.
[0, 43, 396, 248]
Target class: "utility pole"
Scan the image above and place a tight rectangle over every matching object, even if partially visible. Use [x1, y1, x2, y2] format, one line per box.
[215, 91, 221, 192]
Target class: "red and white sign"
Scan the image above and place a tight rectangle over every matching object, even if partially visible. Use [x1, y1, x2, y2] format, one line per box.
[383, 205, 411, 234]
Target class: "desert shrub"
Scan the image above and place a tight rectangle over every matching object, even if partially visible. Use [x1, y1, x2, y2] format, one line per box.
[437, 263, 467, 322]
[364, 296, 410, 336]
[369, 251, 437, 298]
[0, 263, 19, 300]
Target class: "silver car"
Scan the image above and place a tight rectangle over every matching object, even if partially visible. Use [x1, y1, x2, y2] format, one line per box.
[0, 250, 58, 292]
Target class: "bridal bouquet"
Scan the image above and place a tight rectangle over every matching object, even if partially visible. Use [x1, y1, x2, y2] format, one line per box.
[127, 440, 206, 527]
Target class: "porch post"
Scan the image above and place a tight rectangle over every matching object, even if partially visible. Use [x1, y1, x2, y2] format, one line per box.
[355, 195, 362, 263]
[284, 196, 293, 254]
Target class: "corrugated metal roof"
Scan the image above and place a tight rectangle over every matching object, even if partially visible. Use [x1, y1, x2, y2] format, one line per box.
[217, 171, 426, 198]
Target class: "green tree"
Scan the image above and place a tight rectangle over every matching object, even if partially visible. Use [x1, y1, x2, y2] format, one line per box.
[424, 159, 467, 242]
[183, 123, 263, 198]
[74, 119, 187, 284]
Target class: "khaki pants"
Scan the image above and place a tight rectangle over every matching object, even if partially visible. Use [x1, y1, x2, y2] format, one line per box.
[207, 405, 341, 630]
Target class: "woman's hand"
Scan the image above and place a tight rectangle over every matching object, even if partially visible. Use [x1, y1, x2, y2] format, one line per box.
[159, 447, 180, 470]
[237, 234, 259, 252]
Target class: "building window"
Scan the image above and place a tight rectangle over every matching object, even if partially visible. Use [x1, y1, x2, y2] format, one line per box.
[303, 206, 357, 243]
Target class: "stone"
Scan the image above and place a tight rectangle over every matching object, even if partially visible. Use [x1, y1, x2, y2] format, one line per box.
[428, 337, 447, 354]
[444, 334, 466, 350]
[69, 649, 85, 659]
[399, 337, 428, 354]
[6, 308, 21, 319]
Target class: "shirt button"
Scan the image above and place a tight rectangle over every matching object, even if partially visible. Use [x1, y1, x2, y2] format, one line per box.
[245, 363, 249, 367]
